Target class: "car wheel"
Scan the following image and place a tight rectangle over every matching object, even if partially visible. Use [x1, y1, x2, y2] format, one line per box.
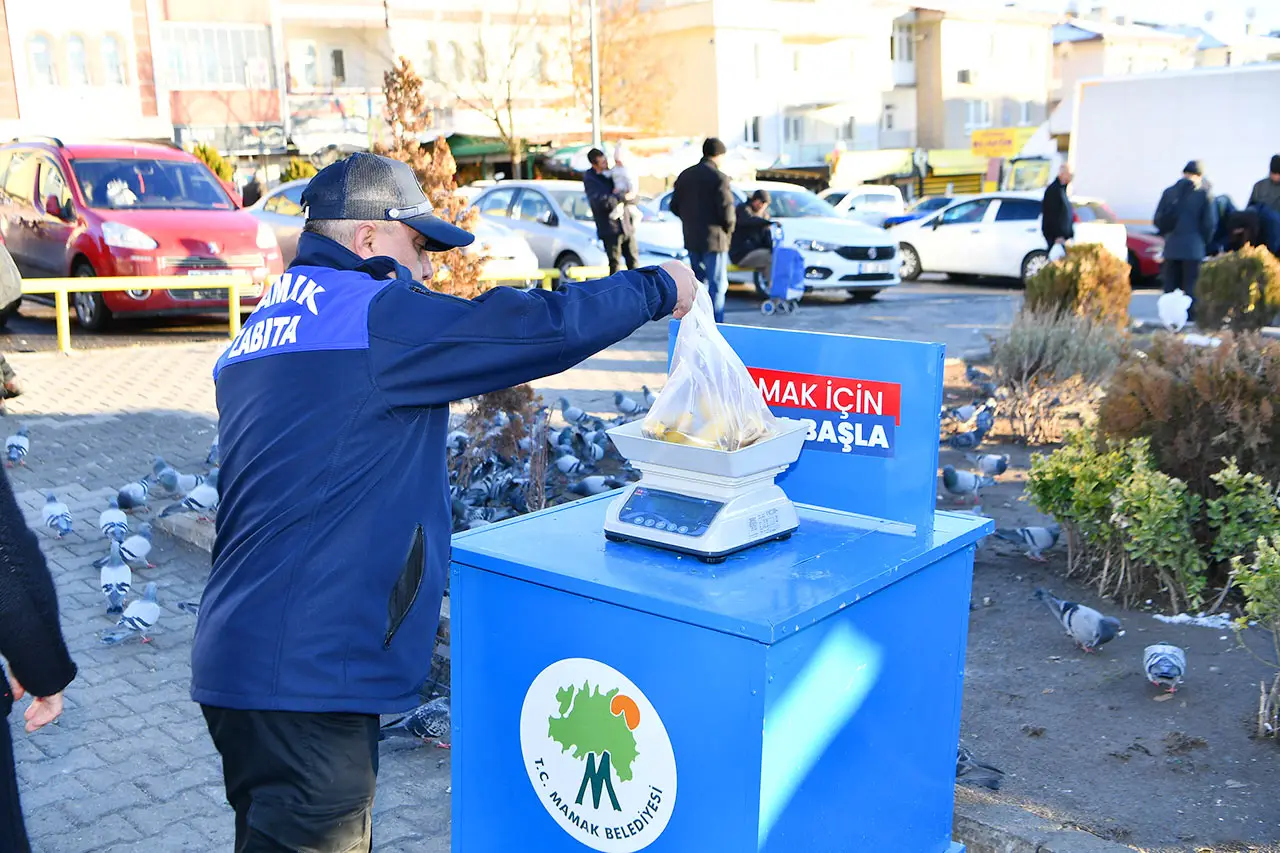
[847, 289, 881, 303]
[72, 264, 112, 331]
[0, 297, 19, 329]
[898, 243, 921, 281]
[1021, 250, 1049, 284]
[555, 253, 583, 285]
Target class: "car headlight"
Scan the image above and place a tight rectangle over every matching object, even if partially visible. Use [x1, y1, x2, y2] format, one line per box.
[102, 221, 158, 250]
[794, 239, 839, 253]
[256, 221, 279, 250]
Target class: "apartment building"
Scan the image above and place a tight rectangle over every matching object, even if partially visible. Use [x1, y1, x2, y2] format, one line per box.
[1051, 18, 1197, 110]
[0, 0, 170, 141]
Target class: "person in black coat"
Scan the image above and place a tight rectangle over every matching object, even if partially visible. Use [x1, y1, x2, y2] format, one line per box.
[730, 190, 774, 287]
[670, 138, 736, 322]
[1040, 164, 1074, 250]
[583, 149, 637, 275]
[241, 171, 263, 208]
[0, 468, 77, 852]
[1154, 160, 1217, 309]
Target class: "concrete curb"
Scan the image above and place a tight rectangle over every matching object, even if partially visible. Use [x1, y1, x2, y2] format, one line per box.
[953, 803, 1135, 853]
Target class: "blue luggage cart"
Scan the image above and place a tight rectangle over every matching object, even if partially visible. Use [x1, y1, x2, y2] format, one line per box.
[761, 222, 806, 316]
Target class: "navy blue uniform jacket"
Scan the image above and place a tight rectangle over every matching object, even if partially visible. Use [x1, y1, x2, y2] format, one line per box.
[192, 232, 677, 713]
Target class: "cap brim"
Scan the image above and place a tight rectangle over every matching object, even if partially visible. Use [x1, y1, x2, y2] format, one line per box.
[403, 214, 476, 252]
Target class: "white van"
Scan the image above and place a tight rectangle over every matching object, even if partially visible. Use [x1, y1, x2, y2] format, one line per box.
[819, 185, 906, 227]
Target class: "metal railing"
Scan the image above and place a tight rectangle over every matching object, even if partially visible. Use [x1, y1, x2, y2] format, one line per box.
[23, 263, 737, 354]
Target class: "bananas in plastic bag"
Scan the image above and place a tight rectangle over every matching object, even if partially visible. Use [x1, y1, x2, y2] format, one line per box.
[642, 288, 777, 451]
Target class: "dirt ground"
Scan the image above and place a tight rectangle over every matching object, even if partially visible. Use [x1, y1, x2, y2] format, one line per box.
[940, 363, 1280, 853]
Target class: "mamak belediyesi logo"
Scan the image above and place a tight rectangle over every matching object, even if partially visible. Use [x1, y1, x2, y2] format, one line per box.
[520, 658, 677, 852]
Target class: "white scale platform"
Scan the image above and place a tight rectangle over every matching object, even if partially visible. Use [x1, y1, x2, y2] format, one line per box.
[603, 418, 809, 563]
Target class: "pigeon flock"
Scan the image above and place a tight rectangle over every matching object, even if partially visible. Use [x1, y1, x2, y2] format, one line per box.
[9, 423, 221, 645]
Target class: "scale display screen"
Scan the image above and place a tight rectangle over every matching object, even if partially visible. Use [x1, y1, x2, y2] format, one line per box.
[617, 487, 724, 538]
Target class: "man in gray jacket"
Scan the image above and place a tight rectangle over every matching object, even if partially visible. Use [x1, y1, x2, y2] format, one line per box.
[1154, 160, 1217, 314]
[1248, 154, 1280, 216]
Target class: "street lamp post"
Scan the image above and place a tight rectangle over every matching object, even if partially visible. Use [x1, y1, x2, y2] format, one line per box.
[589, 0, 601, 149]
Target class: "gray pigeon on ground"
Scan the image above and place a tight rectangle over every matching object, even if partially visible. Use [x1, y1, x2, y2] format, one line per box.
[555, 454, 583, 475]
[206, 438, 220, 467]
[41, 494, 72, 538]
[117, 476, 152, 511]
[177, 600, 200, 616]
[956, 746, 1004, 790]
[98, 497, 129, 543]
[947, 428, 986, 450]
[642, 385, 657, 408]
[942, 465, 992, 502]
[1034, 588, 1123, 653]
[5, 425, 29, 467]
[558, 397, 587, 425]
[99, 541, 131, 615]
[1143, 643, 1186, 693]
[380, 696, 450, 747]
[614, 391, 646, 416]
[995, 525, 1060, 561]
[101, 582, 161, 644]
[967, 453, 1010, 477]
[160, 468, 219, 520]
[152, 456, 179, 492]
[96, 523, 154, 570]
[570, 475, 624, 497]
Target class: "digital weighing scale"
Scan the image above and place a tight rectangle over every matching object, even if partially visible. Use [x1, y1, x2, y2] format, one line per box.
[602, 417, 809, 562]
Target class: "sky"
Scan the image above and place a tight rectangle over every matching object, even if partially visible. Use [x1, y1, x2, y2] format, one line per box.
[1012, 0, 1280, 35]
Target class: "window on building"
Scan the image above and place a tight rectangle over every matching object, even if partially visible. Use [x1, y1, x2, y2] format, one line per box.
[882, 104, 895, 130]
[744, 116, 761, 145]
[891, 23, 914, 62]
[161, 24, 274, 90]
[964, 99, 992, 130]
[473, 42, 488, 83]
[299, 43, 318, 88]
[839, 117, 856, 141]
[1020, 100, 1032, 126]
[424, 42, 440, 81]
[101, 35, 126, 85]
[536, 43, 551, 84]
[331, 49, 346, 85]
[66, 35, 90, 85]
[28, 35, 56, 86]
[792, 49, 801, 73]
[784, 116, 803, 142]
[451, 41, 467, 83]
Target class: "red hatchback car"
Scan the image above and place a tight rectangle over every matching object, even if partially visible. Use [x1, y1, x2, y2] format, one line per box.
[0, 137, 282, 329]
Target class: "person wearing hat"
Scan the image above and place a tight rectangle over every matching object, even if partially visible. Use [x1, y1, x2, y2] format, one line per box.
[1153, 160, 1216, 313]
[670, 138, 736, 322]
[1248, 154, 1280, 217]
[730, 189, 774, 292]
[192, 152, 697, 851]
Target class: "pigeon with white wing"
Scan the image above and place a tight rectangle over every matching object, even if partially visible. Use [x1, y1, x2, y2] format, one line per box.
[967, 453, 1009, 477]
[5, 425, 28, 467]
[41, 493, 72, 538]
[117, 475, 152, 511]
[101, 582, 161, 644]
[942, 465, 993, 503]
[995, 525, 1061, 562]
[1034, 587, 1122, 653]
[160, 468, 219, 521]
[1143, 643, 1186, 693]
[98, 497, 129, 543]
[380, 696, 450, 748]
[956, 746, 1004, 790]
[95, 523, 154, 570]
[99, 541, 131, 615]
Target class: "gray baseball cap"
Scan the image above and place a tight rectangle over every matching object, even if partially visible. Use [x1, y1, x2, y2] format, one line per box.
[301, 152, 475, 252]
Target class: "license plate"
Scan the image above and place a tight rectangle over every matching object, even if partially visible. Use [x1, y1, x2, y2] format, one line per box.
[856, 262, 890, 275]
[174, 274, 262, 301]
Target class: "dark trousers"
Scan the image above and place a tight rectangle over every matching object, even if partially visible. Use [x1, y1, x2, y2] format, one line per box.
[603, 232, 638, 275]
[202, 706, 380, 853]
[0, 720, 32, 853]
[1162, 259, 1202, 302]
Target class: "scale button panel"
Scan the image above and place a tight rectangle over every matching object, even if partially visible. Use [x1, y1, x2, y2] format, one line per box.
[617, 487, 724, 539]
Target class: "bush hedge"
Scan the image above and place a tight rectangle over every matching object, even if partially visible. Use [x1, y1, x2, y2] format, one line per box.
[1024, 243, 1132, 329]
[1195, 245, 1280, 331]
[191, 142, 233, 181]
[280, 157, 318, 183]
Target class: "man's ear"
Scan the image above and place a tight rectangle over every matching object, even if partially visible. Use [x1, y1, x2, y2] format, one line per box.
[352, 221, 380, 258]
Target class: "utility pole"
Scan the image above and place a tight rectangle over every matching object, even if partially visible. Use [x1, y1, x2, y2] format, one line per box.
[589, 0, 601, 149]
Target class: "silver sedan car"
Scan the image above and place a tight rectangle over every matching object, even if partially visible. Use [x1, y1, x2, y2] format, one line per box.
[470, 180, 687, 279]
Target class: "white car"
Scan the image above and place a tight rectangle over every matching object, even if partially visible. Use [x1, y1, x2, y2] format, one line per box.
[654, 180, 899, 300]
[818, 185, 906, 228]
[889, 192, 1128, 284]
[248, 178, 541, 286]
[470, 180, 687, 279]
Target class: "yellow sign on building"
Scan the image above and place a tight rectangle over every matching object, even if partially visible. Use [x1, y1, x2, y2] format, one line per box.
[970, 127, 1037, 159]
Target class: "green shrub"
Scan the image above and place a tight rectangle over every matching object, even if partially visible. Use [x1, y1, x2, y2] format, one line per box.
[1195, 245, 1280, 332]
[1207, 458, 1280, 564]
[990, 309, 1129, 444]
[1024, 243, 1132, 328]
[280, 157, 318, 183]
[1097, 331, 1280, 498]
[1231, 535, 1280, 738]
[190, 142, 233, 181]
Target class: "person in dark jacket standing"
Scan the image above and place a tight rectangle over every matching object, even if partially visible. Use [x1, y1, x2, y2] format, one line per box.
[0, 468, 77, 853]
[1154, 160, 1217, 309]
[670, 138, 735, 322]
[730, 190, 773, 287]
[241, 170, 264, 208]
[193, 152, 696, 852]
[1040, 164, 1074, 250]
[584, 148, 637, 275]
[1247, 154, 1280, 217]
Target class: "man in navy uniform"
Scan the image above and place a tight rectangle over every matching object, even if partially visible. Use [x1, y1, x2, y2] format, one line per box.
[192, 152, 695, 852]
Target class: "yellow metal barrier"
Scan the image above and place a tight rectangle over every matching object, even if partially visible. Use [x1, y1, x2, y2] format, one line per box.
[21, 273, 255, 354]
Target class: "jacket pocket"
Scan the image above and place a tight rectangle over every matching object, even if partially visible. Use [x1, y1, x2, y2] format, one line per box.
[385, 525, 425, 648]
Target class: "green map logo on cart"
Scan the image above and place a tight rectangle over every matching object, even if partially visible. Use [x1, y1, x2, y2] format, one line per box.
[520, 658, 677, 852]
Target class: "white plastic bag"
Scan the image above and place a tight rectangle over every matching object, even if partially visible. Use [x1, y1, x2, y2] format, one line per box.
[1048, 242, 1067, 261]
[642, 288, 777, 451]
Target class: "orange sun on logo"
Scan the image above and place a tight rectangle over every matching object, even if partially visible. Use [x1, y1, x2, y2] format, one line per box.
[610, 694, 640, 731]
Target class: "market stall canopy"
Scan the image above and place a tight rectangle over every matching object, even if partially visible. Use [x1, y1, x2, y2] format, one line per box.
[926, 149, 990, 177]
